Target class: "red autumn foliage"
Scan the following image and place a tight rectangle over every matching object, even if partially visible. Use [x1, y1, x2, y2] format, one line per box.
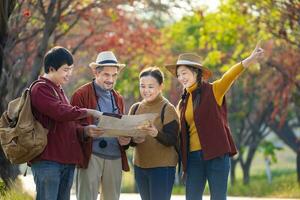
[22, 9, 31, 17]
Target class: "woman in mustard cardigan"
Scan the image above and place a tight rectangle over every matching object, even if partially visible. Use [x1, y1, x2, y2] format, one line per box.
[165, 44, 264, 200]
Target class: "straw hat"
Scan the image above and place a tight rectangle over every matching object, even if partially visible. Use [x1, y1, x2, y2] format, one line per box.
[165, 53, 212, 80]
[89, 51, 125, 71]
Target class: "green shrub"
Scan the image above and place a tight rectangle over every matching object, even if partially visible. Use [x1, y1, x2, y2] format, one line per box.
[0, 189, 33, 200]
[0, 179, 33, 200]
[227, 169, 299, 198]
[0, 180, 5, 196]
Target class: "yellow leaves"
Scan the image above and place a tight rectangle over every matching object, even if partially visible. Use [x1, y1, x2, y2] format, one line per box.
[220, 65, 230, 73]
[203, 50, 223, 67]
[248, 63, 261, 74]
[60, 22, 69, 32]
[107, 8, 118, 21]
[296, 73, 300, 81]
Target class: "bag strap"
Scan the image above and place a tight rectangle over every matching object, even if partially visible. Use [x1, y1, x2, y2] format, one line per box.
[29, 80, 59, 99]
[131, 103, 140, 115]
[28, 80, 59, 131]
[132, 102, 168, 124]
[160, 102, 168, 124]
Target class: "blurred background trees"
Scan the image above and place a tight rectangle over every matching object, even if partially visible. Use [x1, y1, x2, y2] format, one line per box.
[0, 0, 299, 195]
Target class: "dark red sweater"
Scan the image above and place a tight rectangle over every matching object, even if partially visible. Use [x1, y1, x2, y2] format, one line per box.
[31, 77, 87, 165]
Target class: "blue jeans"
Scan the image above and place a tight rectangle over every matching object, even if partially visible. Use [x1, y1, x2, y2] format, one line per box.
[134, 165, 175, 200]
[186, 151, 230, 200]
[31, 160, 75, 200]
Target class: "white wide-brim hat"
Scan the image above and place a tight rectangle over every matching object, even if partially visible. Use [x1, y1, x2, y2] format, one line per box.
[165, 53, 212, 80]
[89, 51, 126, 71]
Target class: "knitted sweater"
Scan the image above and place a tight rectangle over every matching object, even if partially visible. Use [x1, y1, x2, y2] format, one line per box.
[129, 94, 179, 168]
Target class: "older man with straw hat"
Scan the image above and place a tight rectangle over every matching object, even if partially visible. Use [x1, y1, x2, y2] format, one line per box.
[71, 51, 130, 200]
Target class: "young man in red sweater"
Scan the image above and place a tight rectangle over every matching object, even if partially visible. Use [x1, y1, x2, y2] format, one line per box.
[30, 46, 103, 200]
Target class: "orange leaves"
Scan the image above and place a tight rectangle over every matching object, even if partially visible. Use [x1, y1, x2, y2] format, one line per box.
[22, 9, 31, 18]
[270, 84, 292, 127]
[78, 8, 161, 65]
[265, 40, 300, 127]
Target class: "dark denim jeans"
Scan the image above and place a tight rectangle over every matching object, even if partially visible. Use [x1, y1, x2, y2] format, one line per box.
[31, 160, 75, 200]
[186, 150, 230, 200]
[134, 165, 175, 200]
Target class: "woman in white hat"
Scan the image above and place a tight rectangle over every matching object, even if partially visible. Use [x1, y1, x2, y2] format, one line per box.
[165, 44, 264, 200]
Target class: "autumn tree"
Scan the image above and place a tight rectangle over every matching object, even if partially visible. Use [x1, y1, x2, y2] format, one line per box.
[0, 0, 197, 188]
[0, 0, 19, 188]
[236, 0, 300, 183]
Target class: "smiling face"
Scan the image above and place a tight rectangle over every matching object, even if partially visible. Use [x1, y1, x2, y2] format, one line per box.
[139, 75, 163, 103]
[176, 65, 197, 89]
[94, 66, 119, 90]
[48, 64, 74, 85]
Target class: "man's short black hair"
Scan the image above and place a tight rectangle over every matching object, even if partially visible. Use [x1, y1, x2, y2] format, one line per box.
[44, 46, 73, 73]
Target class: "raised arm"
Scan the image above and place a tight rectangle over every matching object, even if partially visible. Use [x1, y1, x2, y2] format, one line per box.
[242, 41, 264, 68]
[213, 42, 264, 106]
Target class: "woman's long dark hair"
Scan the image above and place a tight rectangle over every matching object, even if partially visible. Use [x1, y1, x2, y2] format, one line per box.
[178, 66, 202, 110]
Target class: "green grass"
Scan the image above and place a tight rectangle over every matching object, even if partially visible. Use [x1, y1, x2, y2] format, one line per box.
[227, 169, 299, 198]
[0, 189, 33, 200]
[171, 169, 299, 197]
[0, 180, 5, 196]
[0, 179, 33, 200]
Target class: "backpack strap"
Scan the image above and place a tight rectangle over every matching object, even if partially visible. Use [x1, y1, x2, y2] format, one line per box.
[29, 80, 45, 91]
[27, 80, 59, 131]
[29, 80, 59, 99]
[160, 102, 168, 124]
[131, 103, 140, 115]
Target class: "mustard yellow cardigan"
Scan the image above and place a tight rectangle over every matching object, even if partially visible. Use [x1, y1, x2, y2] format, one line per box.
[185, 63, 245, 151]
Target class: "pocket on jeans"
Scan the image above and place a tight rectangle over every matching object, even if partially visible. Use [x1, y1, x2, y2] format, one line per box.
[210, 154, 230, 171]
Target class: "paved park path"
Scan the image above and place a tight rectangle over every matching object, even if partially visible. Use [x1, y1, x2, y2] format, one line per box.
[20, 175, 295, 200]
[74, 194, 295, 200]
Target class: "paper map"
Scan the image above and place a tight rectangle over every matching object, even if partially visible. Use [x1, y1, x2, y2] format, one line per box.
[97, 113, 158, 137]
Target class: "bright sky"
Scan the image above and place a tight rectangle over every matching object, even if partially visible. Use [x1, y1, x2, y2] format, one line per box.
[120, 0, 221, 23]
[170, 0, 221, 20]
[192, 0, 220, 11]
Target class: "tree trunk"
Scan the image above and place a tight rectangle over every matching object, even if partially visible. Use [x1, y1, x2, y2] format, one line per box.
[230, 158, 238, 185]
[26, 1, 59, 87]
[297, 151, 300, 184]
[0, 0, 8, 77]
[242, 165, 250, 185]
[0, 0, 19, 189]
[27, 32, 51, 86]
[240, 145, 258, 185]
[0, 0, 16, 73]
[0, 147, 19, 188]
[268, 121, 300, 183]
